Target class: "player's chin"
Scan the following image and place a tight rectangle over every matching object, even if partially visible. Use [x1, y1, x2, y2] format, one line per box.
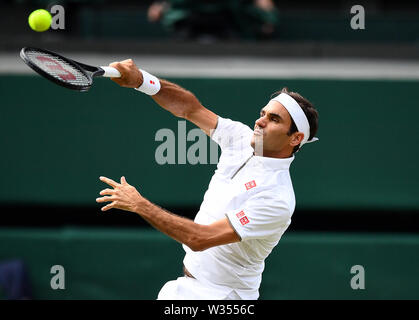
[250, 136, 256, 149]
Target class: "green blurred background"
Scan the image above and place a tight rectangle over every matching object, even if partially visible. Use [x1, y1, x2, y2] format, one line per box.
[1, 76, 419, 209]
[0, 0, 418, 300]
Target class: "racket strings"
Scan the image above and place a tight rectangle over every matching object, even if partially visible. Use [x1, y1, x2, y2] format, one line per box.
[26, 50, 91, 87]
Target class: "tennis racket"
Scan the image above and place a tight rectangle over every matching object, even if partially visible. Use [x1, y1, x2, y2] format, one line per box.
[20, 47, 121, 92]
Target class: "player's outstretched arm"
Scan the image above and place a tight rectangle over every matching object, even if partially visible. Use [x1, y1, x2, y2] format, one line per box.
[109, 59, 218, 136]
[96, 176, 240, 251]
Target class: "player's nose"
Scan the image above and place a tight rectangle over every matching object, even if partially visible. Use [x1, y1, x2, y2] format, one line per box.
[255, 116, 267, 128]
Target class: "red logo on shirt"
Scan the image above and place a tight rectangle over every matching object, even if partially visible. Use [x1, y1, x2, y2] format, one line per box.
[245, 180, 256, 190]
[236, 211, 245, 218]
[240, 216, 250, 225]
[236, 211, 250, 225]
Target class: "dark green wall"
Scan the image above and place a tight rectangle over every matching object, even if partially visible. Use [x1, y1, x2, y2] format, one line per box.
[77, 8, 419, 43]
[0, 228, 418, 299]
[1, 76, 418, 209]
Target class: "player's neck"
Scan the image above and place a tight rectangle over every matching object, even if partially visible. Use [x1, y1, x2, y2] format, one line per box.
[254, 148, 293, 159]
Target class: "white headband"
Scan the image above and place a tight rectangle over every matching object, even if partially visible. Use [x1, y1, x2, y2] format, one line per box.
[271, 93, 318, 147]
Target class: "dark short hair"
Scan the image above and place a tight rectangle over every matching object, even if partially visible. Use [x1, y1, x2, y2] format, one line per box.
[271, 88, 319, 154]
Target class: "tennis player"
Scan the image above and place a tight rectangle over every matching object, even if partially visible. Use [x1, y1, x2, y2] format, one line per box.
[96, 59, 319, 300]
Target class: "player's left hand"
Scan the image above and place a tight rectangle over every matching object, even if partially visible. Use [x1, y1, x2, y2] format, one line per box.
[96, 176, 144, 213]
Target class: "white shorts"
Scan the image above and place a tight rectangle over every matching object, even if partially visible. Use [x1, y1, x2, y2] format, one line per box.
[157, 276, 242, 300]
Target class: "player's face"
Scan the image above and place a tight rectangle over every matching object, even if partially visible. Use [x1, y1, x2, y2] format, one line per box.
[250, 100, 295, 158]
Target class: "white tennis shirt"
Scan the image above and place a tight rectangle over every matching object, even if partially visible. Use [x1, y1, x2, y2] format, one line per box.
[183, 116, 296, 299]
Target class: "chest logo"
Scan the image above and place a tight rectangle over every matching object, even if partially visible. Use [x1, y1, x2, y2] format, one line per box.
[245, 180, 256, 190]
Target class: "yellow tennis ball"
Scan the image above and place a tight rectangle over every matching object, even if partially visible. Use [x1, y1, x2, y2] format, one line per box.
[28, 9, 52, 32]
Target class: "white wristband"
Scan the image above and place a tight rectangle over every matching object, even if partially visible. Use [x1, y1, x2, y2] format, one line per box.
[135, 69, 161, 95]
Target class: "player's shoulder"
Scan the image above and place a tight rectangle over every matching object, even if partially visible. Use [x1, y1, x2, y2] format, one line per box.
[213, 116, 253, 137]
[256, 185, 296, 214]
[211, 116, 253, 151]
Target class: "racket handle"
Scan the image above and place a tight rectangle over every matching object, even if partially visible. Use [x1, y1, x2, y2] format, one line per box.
[100, 66, 121, 78]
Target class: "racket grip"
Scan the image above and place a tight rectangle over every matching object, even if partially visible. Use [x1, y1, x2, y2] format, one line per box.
[100, 66, 121, 78]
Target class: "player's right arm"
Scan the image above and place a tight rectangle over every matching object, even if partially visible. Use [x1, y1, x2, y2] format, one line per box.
[109, 59, 218, 136]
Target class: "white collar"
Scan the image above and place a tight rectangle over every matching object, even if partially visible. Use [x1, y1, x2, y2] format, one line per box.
[252, 154, 294, 171]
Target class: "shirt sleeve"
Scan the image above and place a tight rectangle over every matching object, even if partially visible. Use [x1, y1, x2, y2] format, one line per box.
[225, 191, 293, 241]
[211, 116, 253, 152]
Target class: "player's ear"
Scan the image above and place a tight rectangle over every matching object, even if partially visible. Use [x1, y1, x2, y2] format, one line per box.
[290, 132, 304, 147]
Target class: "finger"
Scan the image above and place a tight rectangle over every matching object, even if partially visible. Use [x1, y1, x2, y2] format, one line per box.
[96, 196, 116, 203]
[100, 188, 115, 196]
[99, 176, 119, 188]
[110, 78, 124, 85]
[109, 61, 120, 69]
[121, 176, 128, 185]
[108, 62, 125, 81]
[119, 59, 134, 65]
[101, 202, 116, 212]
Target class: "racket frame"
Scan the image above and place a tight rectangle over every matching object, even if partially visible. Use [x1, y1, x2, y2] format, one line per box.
[20, 47, 105, 92]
